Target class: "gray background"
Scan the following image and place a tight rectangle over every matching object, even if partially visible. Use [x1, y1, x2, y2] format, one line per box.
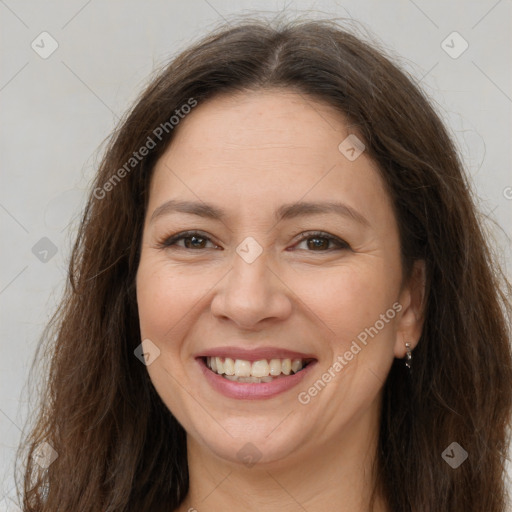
[1, 0, 511, 509]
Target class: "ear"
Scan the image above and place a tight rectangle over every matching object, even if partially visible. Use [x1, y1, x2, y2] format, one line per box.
[394, 260, 426, 358]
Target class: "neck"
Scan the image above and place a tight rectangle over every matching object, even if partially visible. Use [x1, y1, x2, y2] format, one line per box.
[176, 398, 388, 512]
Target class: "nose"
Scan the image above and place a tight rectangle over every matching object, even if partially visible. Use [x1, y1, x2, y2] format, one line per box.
[210, 243, 292, 329]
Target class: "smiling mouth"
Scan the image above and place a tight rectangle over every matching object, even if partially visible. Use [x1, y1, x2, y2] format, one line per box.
[202, 356, 316, 383]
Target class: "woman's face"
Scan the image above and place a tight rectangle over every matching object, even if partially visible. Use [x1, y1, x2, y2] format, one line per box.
[136, 89, 423, 467]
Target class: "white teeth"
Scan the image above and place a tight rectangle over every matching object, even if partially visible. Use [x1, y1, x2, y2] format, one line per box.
[223, 357, 235, 375]
[205, 357, 308, 379]
[291, 359, 302, 373]
[238, 376, 262, 383]
[234, 359, 251, 377]
[251, 360, 270, 378]
[269, 359, 282, 376]
[224, 375, 280, 383]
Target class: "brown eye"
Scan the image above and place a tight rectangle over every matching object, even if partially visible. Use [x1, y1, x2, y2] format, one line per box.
[306, 236, 331, 251]
[158, 231, 219, 250]
[182, 234, 208, 249]
[295, 232, 350, 252]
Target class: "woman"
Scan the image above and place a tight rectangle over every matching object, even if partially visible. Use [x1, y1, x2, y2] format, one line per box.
[18, 18, 512, 512]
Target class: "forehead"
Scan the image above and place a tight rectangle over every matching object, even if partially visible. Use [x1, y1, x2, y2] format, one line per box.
[148, 89, 393, 227]
[165, 89, 352, 156]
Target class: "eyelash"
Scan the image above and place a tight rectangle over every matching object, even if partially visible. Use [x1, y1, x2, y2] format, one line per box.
[156, 230, 351, 252]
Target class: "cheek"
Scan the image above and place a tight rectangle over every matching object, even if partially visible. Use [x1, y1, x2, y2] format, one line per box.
[291, 261, 398, 347]
[136, 259, 196, 343]
[136, 255, 225, 355]
[294, 264, 399, 422]
[135, 259, 204, 412]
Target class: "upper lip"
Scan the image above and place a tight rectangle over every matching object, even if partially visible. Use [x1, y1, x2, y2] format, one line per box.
[195, 346, 317, 362]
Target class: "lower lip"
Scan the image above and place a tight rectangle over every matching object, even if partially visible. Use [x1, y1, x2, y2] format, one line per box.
[197, 358, 317, 400]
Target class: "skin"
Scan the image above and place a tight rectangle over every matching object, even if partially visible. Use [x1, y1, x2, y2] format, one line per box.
[136, 89, 425, 512]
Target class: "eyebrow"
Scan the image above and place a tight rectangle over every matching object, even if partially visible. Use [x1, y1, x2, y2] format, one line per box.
[150, 199, 370, 227]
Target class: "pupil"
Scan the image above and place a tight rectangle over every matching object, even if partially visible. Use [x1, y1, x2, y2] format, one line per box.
[187, 236, 204, 248]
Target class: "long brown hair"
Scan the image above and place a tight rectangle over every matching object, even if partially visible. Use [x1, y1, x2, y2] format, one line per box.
[17, 17, 512, 512]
